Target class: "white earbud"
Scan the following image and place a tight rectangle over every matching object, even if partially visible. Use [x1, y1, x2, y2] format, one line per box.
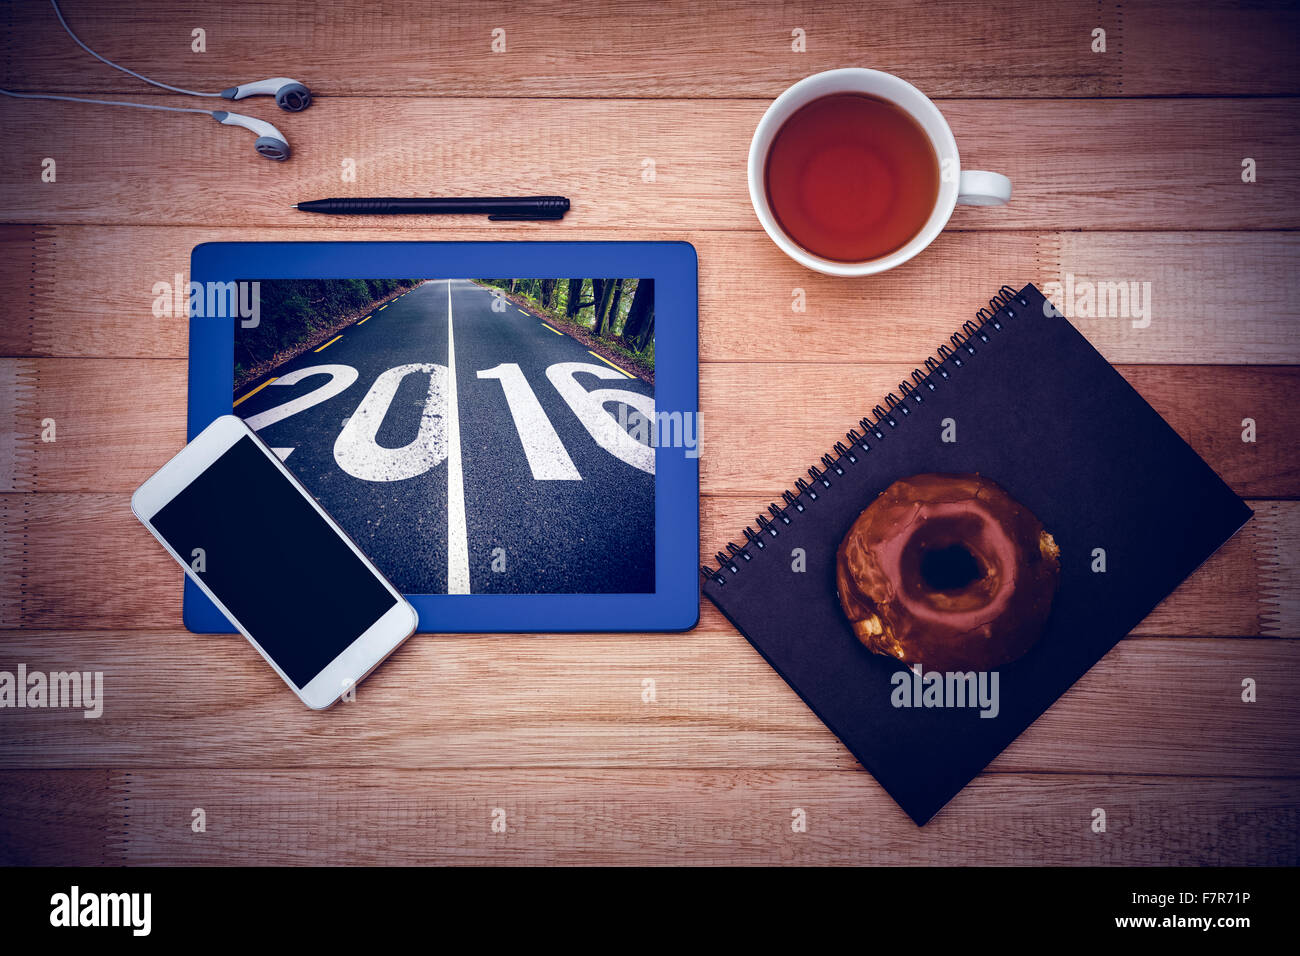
[220, 78, 312, 112]
[212, 111, 291, 161]
[0, 0, 307, 163]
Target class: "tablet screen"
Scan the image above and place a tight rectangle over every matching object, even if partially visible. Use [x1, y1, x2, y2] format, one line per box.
[232, 278, 660, 595]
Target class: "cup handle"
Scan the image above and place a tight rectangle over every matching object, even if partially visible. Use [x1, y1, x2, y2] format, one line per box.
[957, 170, 1012, 206]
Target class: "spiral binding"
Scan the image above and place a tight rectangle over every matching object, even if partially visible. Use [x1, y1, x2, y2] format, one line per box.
[700, 285, 1029, 586]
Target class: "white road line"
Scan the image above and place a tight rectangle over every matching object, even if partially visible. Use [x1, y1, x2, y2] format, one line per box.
[445, 279, 471, 594]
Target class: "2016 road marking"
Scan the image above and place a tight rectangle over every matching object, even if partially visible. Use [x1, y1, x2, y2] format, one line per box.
[586, 351, 634, 379]
[445, 279, 471, 594]
[334, 363, 447, 481]
[243, 365, 358, 436]
[232, 376, 278, 408]
[245, 360, 651, 481]
[547, 363, 655, 475]
[478, 363, 581, 480]
[314, 335, 342, 352]
[540, 323, 562, 335]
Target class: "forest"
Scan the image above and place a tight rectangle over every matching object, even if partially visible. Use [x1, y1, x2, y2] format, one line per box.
[235, 278, 420, 385]
[479, 278, 655, 369]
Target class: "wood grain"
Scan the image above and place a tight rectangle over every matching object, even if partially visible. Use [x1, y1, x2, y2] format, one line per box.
[0, 770, 116, 866]
[1, 493, 1293, 637]
[0, 493, 1293, 636]
[0, 98, 1295, 230]
[0, 769, 1295, 866]
[5, 226, 1299, 365]
[1, 0, 1297, 867]
[3, 0, 1297, 99]
[0, 632, 1294, 779]
[108, 768, 1300, 866]
[3, 359, 1292, 496]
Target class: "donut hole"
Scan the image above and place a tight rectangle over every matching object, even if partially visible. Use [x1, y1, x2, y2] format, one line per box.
[920, 544, 982, 593]
[896, 513, 1000, 611]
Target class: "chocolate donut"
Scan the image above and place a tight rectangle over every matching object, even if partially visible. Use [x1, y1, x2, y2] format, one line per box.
[835, 473, 1060, 670]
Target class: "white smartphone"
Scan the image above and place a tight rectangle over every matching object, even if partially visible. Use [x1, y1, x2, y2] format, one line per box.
[132, 414, 418, 709]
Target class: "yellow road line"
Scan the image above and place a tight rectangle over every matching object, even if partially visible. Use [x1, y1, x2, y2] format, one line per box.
[540, 323, 562, 336]
[357, 315, 371, 324]
[378, 303, 389, 311]
[314, 335, 342, 352]
[232, 376, 277, 408]
[587, 350, 634, 378]
[517, 308, 528, 315]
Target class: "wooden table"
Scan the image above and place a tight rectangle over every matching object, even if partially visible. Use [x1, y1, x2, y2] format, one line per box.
[1, 0, 1296, 865]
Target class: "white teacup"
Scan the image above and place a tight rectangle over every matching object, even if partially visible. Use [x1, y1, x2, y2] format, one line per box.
[748, 68, 1011, 276]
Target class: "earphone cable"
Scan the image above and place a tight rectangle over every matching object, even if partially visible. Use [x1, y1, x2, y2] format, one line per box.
[0, 87, 214, 115]
[49, 0, 220, 98]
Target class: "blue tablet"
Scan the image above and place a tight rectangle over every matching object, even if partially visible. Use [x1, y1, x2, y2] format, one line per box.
[186, 241, 699, 633]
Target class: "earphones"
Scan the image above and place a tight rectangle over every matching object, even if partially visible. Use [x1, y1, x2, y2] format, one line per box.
[220, 78, 312, 113]
[212, 111, 292, 161]
[0, 88, 293, 161]
[0, 0, 309, 161]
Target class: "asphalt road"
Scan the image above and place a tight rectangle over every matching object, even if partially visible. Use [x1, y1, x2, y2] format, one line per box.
[234, 279, 656, 594]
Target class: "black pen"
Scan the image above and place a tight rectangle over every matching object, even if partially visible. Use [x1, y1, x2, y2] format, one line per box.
[292, 196, 570, 221]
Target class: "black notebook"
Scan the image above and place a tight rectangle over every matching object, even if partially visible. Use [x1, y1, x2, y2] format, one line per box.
[702, 283, 1252, 825]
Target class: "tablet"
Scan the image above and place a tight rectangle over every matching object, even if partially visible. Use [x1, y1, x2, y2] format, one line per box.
[186, 241, 699, 633]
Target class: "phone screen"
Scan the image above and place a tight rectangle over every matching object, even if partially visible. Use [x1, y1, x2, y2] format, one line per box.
[150, 435, 399, 688]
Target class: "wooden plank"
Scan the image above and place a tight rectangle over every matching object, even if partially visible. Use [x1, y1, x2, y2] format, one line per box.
[0, 630, 1294, 776]
[1121, 0, 1300, 96]
[1049, 233, 1300, 366]
[0, 493, 182, 628]
[0, 770, 114, 866]
[0, 360, 37, 492]
[6, 226, 1299, 365]
[0, 99, 1295, 229]
[0, 359, 172, 493]
[0, 769, 1295, 865]
[706, 498, 1298, 640]
[5, 359, 1291, 496]
[0, 487, 1290, 640]
[0, 492, 1293, 636]
[0, 226, 44, 357]
[1258, 504, 1300, 638]
[3, 1, 1295, 98]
